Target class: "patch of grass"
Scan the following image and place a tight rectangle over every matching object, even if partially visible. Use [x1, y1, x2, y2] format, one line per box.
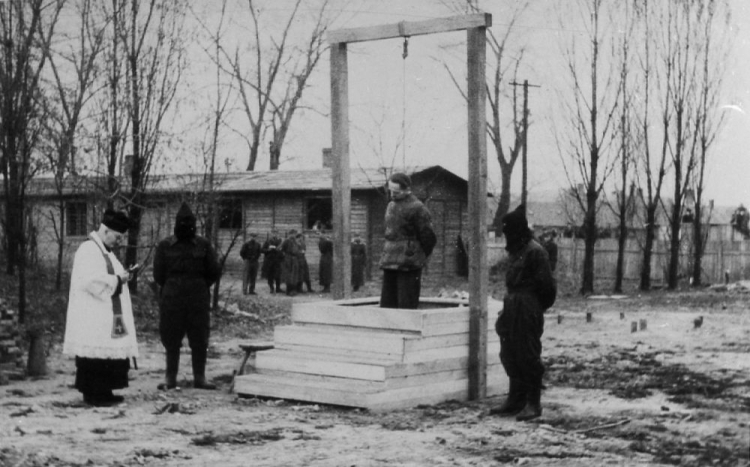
[212, 295, 291, 339]
[629, 436, 743, 466]
[192, 428, 285, 446]
[545, 349, 747, 411]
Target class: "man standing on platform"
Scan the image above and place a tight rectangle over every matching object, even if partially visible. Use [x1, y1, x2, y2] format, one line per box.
[239, 232, 262, 295]
[378, 173, 437, 309]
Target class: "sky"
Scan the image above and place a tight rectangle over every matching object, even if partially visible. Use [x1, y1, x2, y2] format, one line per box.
[182, 0, 750, 209]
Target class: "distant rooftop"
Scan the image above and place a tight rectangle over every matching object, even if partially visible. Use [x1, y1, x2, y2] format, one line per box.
[13, 165, 464, 197]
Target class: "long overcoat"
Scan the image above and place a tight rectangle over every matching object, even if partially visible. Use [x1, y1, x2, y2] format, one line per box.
[261, 236, 283, 280]
[351, 240, 367, 287]
[280, 236, 301, 285]
[318, 236, 333, 286]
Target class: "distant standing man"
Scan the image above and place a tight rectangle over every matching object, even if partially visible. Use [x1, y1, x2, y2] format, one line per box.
[318, 233, 333, 293]
[378, 173, 437, 309]
[351, 233, 368, 292]
[543, 230, 558, 273]
[153, 202, 221, 390]
[240, 232, 262, 295]
[63, 209, 138, 406]
[492, 204, 555, 422]
[261, 230, 283, 294]
[296, 232, 313, 293]
[280, 229, 301, 296]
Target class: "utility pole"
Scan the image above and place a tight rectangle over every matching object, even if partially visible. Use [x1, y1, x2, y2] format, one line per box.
[511, 80, 540, 207]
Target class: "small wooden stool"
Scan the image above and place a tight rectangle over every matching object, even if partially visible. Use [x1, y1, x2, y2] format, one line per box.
[229, 341, 274, 393]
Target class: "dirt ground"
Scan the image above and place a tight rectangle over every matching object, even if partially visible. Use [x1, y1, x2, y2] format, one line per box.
[1, 282, 750, 467]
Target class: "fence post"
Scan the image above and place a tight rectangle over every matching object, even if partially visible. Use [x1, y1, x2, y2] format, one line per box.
[719, 236, 725, 284]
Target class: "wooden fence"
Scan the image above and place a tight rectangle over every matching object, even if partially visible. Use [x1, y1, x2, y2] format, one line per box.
[488, 237, 750, 287]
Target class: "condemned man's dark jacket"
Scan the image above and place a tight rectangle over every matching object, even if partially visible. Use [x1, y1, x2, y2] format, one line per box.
[378, 193, 437, 271]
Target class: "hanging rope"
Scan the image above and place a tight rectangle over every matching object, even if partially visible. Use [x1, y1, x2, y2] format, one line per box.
[399, 21, 410, 168]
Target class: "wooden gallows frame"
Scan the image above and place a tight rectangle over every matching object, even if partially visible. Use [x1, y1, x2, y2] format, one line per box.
[328, 13, 491, 399]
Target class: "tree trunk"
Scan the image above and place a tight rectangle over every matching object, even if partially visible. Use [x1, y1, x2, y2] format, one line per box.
[26, 329, 47, 377]
[246, 137, 260, 171]
[55, 199, 65, 290]
[5, 176, 20, 276]
[640, 205, 657, 291]
[18, 220, 26, 325]
[614, 215, 627, 293]
[691, 202, 704, 287]
[492, 169, 512, 235]
[667, 199, 682, 290]
[581, 195, 597, 295]
[269, 141, 280, 171]
[125, 203, 142, 295]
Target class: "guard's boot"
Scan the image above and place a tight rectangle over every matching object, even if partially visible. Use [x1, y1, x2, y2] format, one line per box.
[157, 349, 180, 390]
[516, 385, 542, 422]
[191, 348, 216, 390]
[489, 379, 526, 416]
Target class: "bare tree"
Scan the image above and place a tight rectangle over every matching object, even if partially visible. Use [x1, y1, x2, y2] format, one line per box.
[202, 0, 332, 172]
[557, 0, 623, 295]
[80, 0, 130, 214]
[39, 0, 106, 290]
[610, 1, 637, 293]
[266, 0, 331, 170]
[656, 0, 731, 289]
[663, 0, 699, 290]
[688, 0, 731, 287]
[0, 0, 64, 323]
[117, 0, 187, 293]
[441, 0, 528, 233]
[631, 0, 669, 291]
[194, 0, 237, 310]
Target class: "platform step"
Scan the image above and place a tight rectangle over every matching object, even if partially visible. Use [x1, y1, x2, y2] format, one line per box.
[254, 349, 501, 382]
[290, 298, 502, 336]
[273, 325, 499, 360]
[234, 370, 507, 411]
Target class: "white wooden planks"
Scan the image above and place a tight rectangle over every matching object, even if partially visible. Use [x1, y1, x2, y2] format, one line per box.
[234, 297, 507, 411]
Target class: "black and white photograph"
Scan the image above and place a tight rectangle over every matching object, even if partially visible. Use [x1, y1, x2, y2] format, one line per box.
[1, 1, 749, 465]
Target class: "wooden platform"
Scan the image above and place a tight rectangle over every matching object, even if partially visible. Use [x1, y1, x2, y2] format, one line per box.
[234, 297, 507, 411]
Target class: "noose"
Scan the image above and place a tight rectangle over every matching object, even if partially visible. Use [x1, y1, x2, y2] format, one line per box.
[399, 21, 410, 168]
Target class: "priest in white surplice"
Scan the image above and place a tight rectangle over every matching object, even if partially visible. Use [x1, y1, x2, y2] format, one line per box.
[63, 209, 139, 406]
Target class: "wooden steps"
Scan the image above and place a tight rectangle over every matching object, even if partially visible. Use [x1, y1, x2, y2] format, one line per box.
[234, 297, 508, 411]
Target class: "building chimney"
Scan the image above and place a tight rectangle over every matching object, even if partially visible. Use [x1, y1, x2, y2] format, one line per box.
[322, 148, 332, 169]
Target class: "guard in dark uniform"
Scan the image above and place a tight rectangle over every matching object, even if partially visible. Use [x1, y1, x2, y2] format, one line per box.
[240, 232, 262, 294]
[492, 205, 555, 421]
[153, 202, 221, 390]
